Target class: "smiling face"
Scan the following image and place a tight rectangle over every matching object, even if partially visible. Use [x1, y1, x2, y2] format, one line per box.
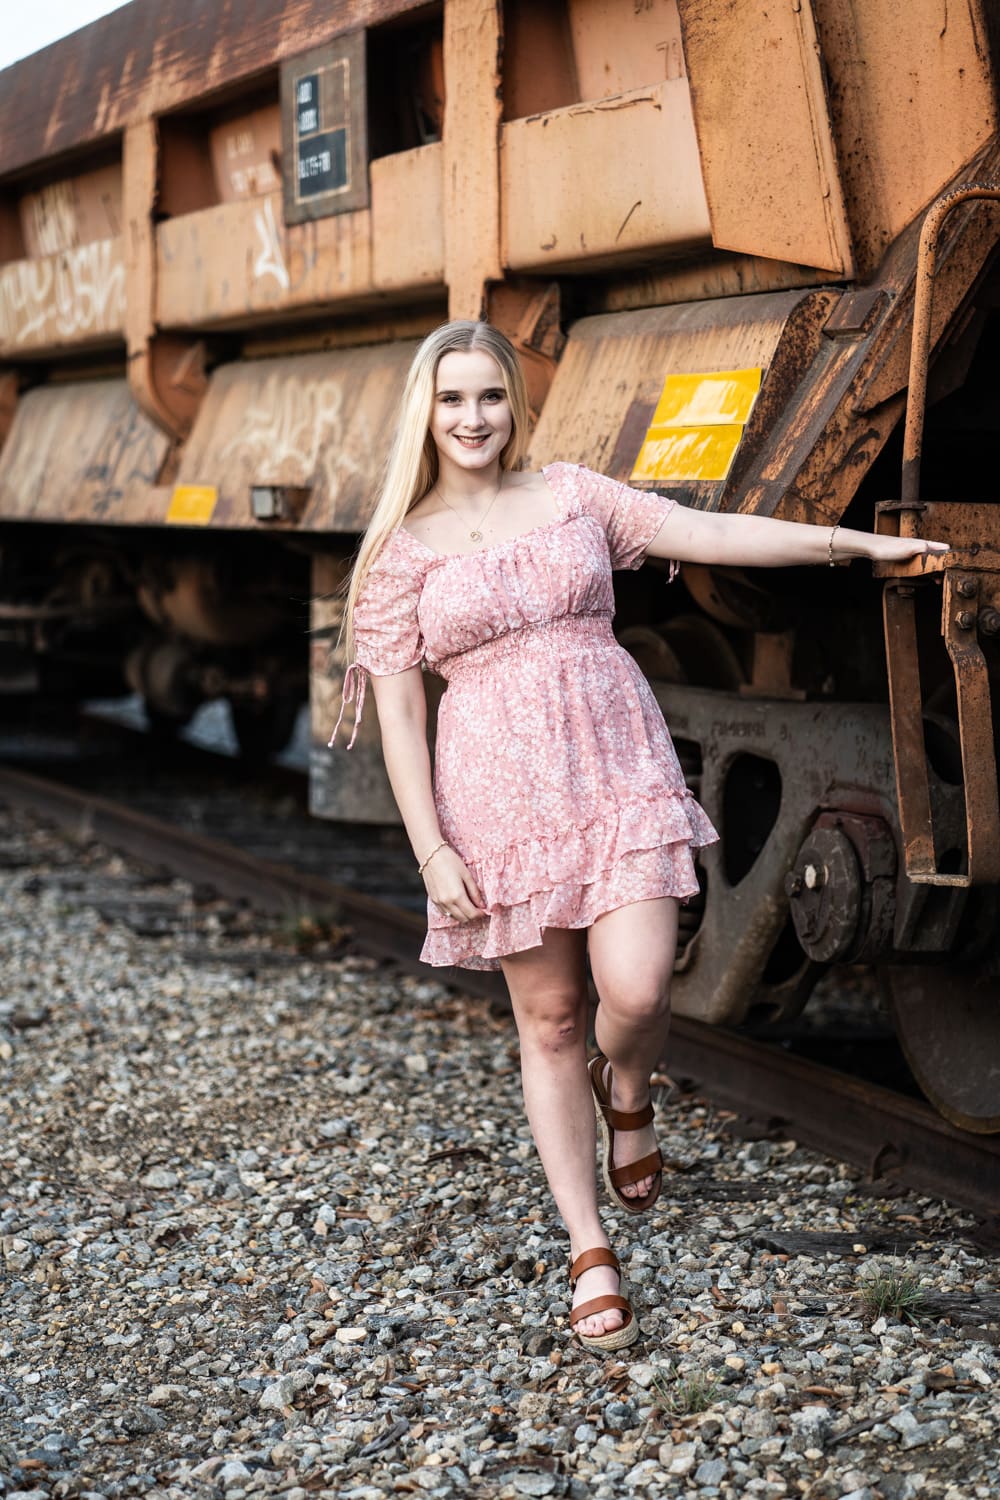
[429, 348, 513, 482]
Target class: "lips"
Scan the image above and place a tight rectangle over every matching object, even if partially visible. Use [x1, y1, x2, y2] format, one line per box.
[456, 434, 489, 448]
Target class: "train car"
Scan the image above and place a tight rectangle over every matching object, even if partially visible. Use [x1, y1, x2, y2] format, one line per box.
[1, 0, 998, 1132]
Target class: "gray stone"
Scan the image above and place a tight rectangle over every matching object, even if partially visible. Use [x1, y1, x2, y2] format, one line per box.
[603, 1401, 637, 1433]
[141, 1167, 179, 1189]
[258, 1370, 314, 1410]
[694, 1458, 728, 1485]
[510, 1473, 558, 1497]
[900, 1419, 950, 1450]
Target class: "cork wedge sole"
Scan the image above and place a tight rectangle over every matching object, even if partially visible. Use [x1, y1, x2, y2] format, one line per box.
[569, 1247, 640, 1352]
[589, 1054, 664, 1216]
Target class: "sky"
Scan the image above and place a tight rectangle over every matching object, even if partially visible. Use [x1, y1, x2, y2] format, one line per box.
[0, 0, 133, 72]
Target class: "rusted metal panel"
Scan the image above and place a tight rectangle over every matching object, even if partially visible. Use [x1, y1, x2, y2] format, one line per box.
[525, 292, 824, 504]
[732, 139, 1000, 527]
[677, 0, 854, 276]
[172, 341, 420, 532]
[812, 0, 998, 279]
[209, 104, 282, 203]
[156, 194, 374, 328]
[502, 79, 711, 273]
[19, 165, 123, 257]
[0, 239, 125, 356]
[0, 0, 433, 178]
[371, 144, 445, 290]
[443, 0, 503, 318]
[568, 0, 685, 97]
[0, 380, 169, 524]
[156, 143, 443, 326]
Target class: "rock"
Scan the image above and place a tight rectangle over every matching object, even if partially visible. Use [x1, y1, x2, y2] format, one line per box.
[217, 1460, 252, 1483]
[510, 1473, 557, 1496]
[603, 1401, 637, 1433]
[141, 1167, 179, 1189]
[695, 1458, 728, 1485]
[147, 1384, 186, 1406]
[119, 1406, 166, 1434]
[258, 1370, 314, 1410]
[668, 1443, 697, 1476]
[900, 1420, 950, 1450]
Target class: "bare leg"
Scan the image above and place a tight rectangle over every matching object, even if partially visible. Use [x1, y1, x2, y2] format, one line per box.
[588, 897, 679, 1200]
[500, 928, 624, 1338]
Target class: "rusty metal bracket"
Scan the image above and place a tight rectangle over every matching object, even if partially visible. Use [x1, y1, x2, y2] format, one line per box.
[901, 183, 1000, 508]
[883, 564, 1000, 887]
[878, 183, 1000, 887]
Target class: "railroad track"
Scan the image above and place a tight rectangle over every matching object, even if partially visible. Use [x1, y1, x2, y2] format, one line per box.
[1, 759, 998, 1220]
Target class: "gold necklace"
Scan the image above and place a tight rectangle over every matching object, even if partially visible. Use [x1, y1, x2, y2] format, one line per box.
[433, 476, 504, 542]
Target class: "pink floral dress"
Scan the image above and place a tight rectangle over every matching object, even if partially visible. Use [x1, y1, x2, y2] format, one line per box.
[332, 463, 718, 970]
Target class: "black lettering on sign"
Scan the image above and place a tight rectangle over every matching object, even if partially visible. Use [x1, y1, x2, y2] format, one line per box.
[281, 32, 368, 222]
[297, 129, 348, 196]
[296, 74, 321, 135]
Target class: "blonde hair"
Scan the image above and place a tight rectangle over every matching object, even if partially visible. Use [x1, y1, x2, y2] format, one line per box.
[340, 320, 530, 662]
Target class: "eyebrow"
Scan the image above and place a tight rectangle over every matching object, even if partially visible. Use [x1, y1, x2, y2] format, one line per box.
[435, 384, 506, 396]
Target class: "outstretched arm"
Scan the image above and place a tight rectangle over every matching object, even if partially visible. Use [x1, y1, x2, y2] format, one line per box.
[646, 504, 948, 569]
[370, 668, 486, 921]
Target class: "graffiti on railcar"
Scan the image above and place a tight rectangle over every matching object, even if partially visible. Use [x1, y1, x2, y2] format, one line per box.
[0, 239, 124, 348]
[218, 371, 370, 500]
[252, 198, 291, 291]
[84, 401, 169, 517]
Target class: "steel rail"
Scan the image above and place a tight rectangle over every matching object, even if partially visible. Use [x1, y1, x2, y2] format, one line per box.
[1, 762, 997, 1217]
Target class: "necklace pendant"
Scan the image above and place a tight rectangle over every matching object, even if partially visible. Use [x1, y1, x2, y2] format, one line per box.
[470, 529, 483, 542]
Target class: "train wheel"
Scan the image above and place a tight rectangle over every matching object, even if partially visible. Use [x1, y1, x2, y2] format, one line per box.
[229, 696, 300, 765]
[881, 964, 1000, 1133]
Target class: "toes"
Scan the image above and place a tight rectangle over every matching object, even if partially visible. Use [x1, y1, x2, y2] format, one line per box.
[579, 1311, 623, 1337]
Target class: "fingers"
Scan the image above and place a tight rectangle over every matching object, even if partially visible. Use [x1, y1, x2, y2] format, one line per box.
[463, 871, 487, 911]
[424, 855, 488, 924]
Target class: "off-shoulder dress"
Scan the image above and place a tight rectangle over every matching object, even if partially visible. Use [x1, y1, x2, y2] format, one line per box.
[332, 462, 718, 971]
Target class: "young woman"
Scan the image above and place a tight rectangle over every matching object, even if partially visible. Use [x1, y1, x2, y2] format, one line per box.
[331, 320, 946, 1353]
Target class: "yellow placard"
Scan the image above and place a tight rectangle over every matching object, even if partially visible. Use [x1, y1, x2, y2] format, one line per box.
[632, 368, 762, 483]
[167, 485, 218, 525]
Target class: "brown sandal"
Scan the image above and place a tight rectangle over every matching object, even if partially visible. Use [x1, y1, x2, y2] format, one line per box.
[589, 1053, 664, 1215]
[569, 1247, 640, 1352]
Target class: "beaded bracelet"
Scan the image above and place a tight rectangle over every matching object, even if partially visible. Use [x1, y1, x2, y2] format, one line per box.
[418, 840, 450, 876]
[828, 523, 840, 567]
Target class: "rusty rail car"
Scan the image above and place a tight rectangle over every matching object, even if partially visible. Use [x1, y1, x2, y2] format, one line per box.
[1, 0, 999, 1133]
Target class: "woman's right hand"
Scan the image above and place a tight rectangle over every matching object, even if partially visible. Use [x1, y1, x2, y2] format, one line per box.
[422, 846, 488, 922]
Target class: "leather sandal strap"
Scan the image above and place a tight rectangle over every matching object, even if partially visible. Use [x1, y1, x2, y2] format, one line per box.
[604, 1100, 655, 1130]
[591, 1058, 655, 1130]
[609, 1148, 664, 1188]
[569, 1246, 620, 1282]
[571, 1294, 632, 1328]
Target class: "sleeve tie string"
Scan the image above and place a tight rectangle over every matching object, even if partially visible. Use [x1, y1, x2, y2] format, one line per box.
[328, 662, 367, 750]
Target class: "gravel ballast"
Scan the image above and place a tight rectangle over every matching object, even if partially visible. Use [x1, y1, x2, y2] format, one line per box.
[1, 801, 998, 1500]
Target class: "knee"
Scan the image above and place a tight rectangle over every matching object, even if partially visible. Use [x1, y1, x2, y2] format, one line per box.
[601, 974, 671, 1028]
[516, 988, 586, 1054]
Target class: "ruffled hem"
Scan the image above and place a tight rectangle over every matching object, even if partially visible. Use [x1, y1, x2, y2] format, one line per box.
[447, 790, 717, 909]
[419, 837, 715, 972]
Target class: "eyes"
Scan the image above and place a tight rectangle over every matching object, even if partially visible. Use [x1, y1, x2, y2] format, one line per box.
[436, 389, 507, 405]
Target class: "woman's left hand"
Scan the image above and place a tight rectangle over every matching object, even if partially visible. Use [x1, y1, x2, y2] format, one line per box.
[862, 534, 950, 565]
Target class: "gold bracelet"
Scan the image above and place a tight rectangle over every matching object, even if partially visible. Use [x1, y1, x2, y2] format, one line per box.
[418, 840, 449, 876]
[828, 523, 840, 567]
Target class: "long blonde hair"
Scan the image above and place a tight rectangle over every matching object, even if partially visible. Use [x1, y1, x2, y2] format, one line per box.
[340, 320, 530, 662]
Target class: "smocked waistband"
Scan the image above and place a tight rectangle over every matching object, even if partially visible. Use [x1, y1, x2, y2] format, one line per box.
[434, 611, 616, 682]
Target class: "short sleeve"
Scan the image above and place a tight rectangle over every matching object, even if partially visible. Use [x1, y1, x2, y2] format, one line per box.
[353, 540, 425, 676]
[574, 464, 677, 571]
